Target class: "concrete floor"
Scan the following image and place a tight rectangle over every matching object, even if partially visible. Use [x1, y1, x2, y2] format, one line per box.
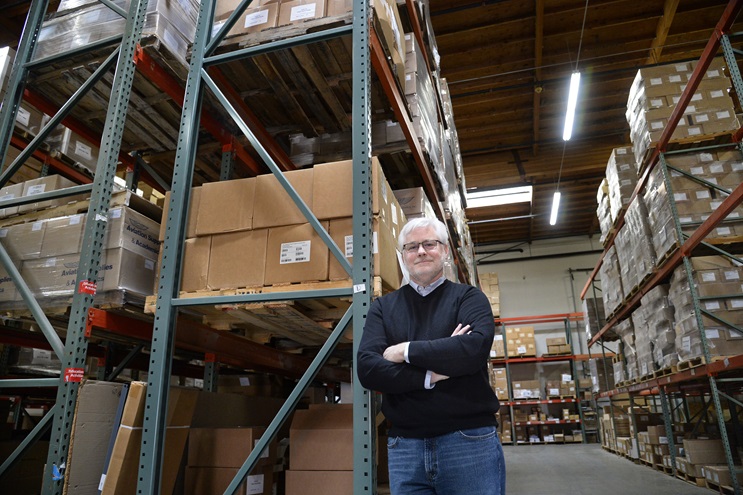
[504, 444, 712, 495]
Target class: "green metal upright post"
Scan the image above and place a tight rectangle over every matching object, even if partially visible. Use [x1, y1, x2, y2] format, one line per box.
[350, 0, 376, 491]
[41, 1, 149, 492]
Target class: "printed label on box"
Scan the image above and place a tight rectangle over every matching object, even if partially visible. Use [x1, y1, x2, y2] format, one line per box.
[16, 106, 30, 127]
[74, 140, 93, 160]
[716, 110, 732, 119]
[279, 240, 311, 264]
[290, 4, 316, 21]
[246, 473, 264, 494]
[245, 9, 269, 27]
[704, 300, 721, 310]
[706, 329, 720, 339]
[26, 184, 46, 196]
[33, 349, 53, 364]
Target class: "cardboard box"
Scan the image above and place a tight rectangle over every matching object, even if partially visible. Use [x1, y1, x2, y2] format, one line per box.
[393, 187, 435, 219]
[188, 427, 276, 468]
[185, 465, 273, 495]
[46, 126, 99, 173]
[0, 182, 24, 217]
[102, 383, 198, 495]
[253, 168, 313, 229]
[0, 261, 18, 302]
[181, 236, 211, 292]
[213, 0, 279, 37]
[290, 405, 353, 471]
[278, 0, 327, 26]
[207, 229, 268, 290]
[264, 222, 329, 285]
[19, 175, 80, 213]
[196, 178, 256, 236]
[159, 187, 201, 242]
[311, 157, 387, 220]
[285, 470, 353, 495]
[683, 438, 726, 465]
[39, 214, 85, 257]
[64, 381, 125, 495]
[704, 464, 743, 487]
[327, 216, 401, 289]
[0, 221, 46, 260]
[326, 0, 352, 16]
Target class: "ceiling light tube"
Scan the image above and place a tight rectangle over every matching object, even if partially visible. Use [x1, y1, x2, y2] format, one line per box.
[549, 191, 561, 226]
[563, 71, 581, 141]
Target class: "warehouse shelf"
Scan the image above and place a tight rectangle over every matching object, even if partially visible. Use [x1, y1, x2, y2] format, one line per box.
[582, 3, 743, 493]
[503, 398, 578, 406]
[0, 0, 475, 493]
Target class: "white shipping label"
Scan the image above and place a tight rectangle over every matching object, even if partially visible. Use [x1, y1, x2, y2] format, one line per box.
[706, 329, 721, 339]
[26, 184, 46, 196]
[32, 221, 43, 232]
[239, 376, 251, 386]
[690, 166, 704, 175]
[490, 350, 496, 357]
[649, 77, 663, 86]
[616, 148, 627, 155]
[733, 162, 743, 172]
[561, 373, 571, 382]
[494, 335, 503, 341]
[16, 106, 30, 127]
[675, 64, 688, 72]
[687, 126, 702, 136]
[700, 152, 714, 162]
[279, 240, 311, 264]
[668, 74, 682, 83]
[246, 473, 264, 494]
[691, 93, 703, 101]
[650, 120, 664, 130]
[695, 113, 709, 123]
[707, 69, 721, 78]
[716, 227, 732, 236]
[731, 299, 743, 309]
[695, 190, 710, 200]
[649, 98, 664, 108]
[144, 259, 155, 271]
[70, 214, 83, 225]
[290, 4, 317, 21]
[724, 270, 740, 281]
[709, 163, 724, 174]
[641, 362, 648, 375]
[678, 216, 693, 224]
[704, 300, 721, 310]
[729, 329, 743, 339]
[391, 205, 398, 225]
[701, 272, 717, 282]
[74, 140, 93, 160]
[33, 349, 53, 364]
[381, 180, 388, 204]
[716, 110, 732, 119]
[517, 345, 526, 354]
[710, 89, 725, 98]
[710, 200, 722, 210]
[245, 10, 269, 28]
[685, 105, 697, 114]
[673, 192, 689, 202]
[344, 235, 353, 257]
[109, 208, 123, 219]
[682, 336, 691, 352]
[44, 257, 56, 267]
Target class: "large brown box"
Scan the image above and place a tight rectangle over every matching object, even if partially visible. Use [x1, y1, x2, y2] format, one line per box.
[213, 0, 279, 37]
[39, 214, 84, 257]
[180, 236, 211, 292]
[159, 187, 201, 241]
[208, 229, 268, 289]
[264, 222, 329, 285]
[285, 470, 353, 495]
[311, 158, 385, 220]
[19, 175, 79, 213]
[196, 178, 256, 236]
[327, 216, 401, 289]
[683, 438, 727, 465]
[289, 405, 353, 471]
[1, 221, 46, 260]
[0, 182, 24, 217]
[185, 465, 273, 495]
[278, 0, 327, 26]
[101, 383, 198, 495]
[188, 427, 276, 468]
[105, 206, 161, 260]
[253, 168, 314, 229]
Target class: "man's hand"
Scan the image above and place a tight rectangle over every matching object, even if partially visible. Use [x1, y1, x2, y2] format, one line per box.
[451, 323, 472, 336]
[383, 342, 407, 363]
[430, 372, 449, 384]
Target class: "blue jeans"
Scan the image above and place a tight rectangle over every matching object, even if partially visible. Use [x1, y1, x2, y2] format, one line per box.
[387, 426, 506, 494]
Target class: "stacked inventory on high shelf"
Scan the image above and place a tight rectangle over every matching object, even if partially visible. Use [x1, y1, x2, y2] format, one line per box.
[582, 5, 743, 494]
[489, 313, 596, 445]
[0, 1, 477, 494]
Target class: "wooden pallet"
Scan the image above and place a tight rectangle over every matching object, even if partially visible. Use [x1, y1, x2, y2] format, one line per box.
[676, 473, 706, 488]
[677, 355, 706, 371]
[637, 130, 738, 174]
[705, 479, 736, 495]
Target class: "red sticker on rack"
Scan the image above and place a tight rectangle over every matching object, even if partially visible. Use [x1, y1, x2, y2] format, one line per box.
[64, 368, 85, 383]
[78, 281, 97, 295]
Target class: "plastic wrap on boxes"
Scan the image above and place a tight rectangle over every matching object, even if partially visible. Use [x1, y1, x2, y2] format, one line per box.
[606, 147, 638, 222]
[626, 59, 739, 169]
[669, 258, 743, 362]
[36, 0, 200, 70]
[588, 357, 615, 393]
[599, 244, 624, 316]
[597, 194, 612, 245]
[641, 284, 677, 369]
[614, 318, 639, 381]
[583, 297, 610, 341]
[614, 196, 657, 294]
[631, 304, 656, 377]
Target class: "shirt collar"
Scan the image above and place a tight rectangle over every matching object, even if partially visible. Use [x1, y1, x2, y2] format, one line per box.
[409, 276, 446, 297]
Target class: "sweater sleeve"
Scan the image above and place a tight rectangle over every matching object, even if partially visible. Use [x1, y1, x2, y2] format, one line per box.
[407, 286, 495, 376]
[356, 297, 430, 394]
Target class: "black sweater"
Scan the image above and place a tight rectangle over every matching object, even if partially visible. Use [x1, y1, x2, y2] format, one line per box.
[357, 280, 500, 438]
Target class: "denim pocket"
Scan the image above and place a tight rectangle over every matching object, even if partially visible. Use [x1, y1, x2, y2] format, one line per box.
[457, 426, 497, 440]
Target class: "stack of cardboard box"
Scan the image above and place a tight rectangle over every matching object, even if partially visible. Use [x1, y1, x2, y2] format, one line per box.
[489, 366, 508, 400]
[478, 271, 500, 317]
[545, 336, 570, 355]
[505, 326, 536, 357]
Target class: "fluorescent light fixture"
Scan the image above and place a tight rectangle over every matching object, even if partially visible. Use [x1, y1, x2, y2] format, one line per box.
[466, 185, 533, 208]
[549, 191, 561, 226]
[563, 71, 581, 141]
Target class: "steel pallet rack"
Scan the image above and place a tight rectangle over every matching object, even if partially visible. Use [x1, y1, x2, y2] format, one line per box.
[493, 312, 588, 445]
[581, 1, 743, 492]
[0, 1, 472, 494]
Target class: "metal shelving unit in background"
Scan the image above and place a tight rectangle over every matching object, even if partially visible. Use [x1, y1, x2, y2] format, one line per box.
[581, 2, 743, 493]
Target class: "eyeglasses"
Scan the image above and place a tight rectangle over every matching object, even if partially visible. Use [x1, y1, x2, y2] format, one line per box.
[402, 240, 444, 253]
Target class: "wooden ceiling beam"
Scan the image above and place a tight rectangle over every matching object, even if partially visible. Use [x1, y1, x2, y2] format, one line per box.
[646, 0, 681, 64]
[533, 0, 544, 158]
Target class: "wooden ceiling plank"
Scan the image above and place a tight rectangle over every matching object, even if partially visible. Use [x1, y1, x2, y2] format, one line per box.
[533, 0, 545, 157]
[646, 0, 681, 64]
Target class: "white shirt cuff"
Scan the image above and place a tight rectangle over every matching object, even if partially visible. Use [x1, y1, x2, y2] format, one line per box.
[404, 342, 411, 363]
[424, 370, 435, 389]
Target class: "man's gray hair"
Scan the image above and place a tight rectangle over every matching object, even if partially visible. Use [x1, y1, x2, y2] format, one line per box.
[398, 217, 449, 251]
